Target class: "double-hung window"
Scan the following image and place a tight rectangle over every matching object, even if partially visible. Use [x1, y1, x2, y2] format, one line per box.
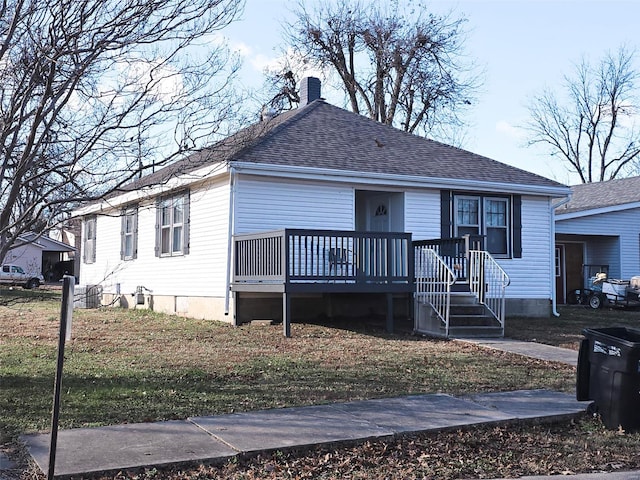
[155, 191, 190, 257]
[121, 207, 138, 260]
[484, 198, 509, 256]
[455, 196, 480, 238]
[453, 195, 511, 257]
[83, 216, 96, 264]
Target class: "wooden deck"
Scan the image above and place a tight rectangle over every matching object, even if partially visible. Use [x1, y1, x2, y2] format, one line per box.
[231, 229, 414, 336]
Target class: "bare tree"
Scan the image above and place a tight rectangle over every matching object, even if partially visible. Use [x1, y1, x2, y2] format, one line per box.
[526, 47, 640, 183]
[267, 0, 479, 142]
[0, 0, 244, 263]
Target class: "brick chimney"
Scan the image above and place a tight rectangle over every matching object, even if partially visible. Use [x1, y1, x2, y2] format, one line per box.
[299, 77, 321, 107]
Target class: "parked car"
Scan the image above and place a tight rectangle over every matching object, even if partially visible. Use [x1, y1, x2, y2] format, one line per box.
[0, 264, 44, 289]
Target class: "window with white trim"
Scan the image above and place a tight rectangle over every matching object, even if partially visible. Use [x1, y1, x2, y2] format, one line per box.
[484, 198, 509, 255]
[83, 216, 96, 264]
[121, 207, 138, 260]
[155, 191, 190, 257]
[454, 195, 510, 257]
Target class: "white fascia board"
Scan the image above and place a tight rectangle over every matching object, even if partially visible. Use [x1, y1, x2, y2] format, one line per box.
[232, 162, 571, 197]
[555, 201, 640, 221]
[72, 163, 229, 217]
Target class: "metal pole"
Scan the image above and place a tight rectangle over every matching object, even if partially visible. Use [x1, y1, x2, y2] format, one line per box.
[48, 276, 73, 480]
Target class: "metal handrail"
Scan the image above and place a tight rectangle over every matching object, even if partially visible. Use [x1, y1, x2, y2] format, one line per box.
[414, 245, 456, 336]
[468, 250, 510, 330]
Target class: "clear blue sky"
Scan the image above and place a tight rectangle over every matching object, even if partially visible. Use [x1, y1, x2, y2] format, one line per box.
[224, 0, 639, 186]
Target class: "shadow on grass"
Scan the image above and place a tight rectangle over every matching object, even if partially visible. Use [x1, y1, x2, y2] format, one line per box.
[301, 313, 418, 339]
[0, 287, 61, 305]
[506, 306, 640, 349]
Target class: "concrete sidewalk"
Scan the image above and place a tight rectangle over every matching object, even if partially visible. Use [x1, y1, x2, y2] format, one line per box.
[19, 339, 640, 479]
[22, 389, 588, 478]
[458, 337, 579, 366]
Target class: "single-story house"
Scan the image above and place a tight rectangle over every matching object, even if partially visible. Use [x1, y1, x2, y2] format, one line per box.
[74, 78, 569, 337]
[2, 232, 77, 281]
[555, 176, 640, 303]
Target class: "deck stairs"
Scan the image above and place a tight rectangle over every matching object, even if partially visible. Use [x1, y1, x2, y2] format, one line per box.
[447, 284, 504, 338]
[415, 283, 503, 338]
[414, 246, 508, 339]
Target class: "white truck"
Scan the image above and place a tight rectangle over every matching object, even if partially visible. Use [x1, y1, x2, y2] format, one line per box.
[0, 264, 44, 289]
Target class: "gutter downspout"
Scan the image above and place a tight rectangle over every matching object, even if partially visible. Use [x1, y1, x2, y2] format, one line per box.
[550, 193, 572, 317]
[224, 167, 236, 316]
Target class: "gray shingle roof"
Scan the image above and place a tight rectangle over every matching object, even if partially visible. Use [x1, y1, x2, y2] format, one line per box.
[556, 176, 640, 215]
[123, 99, 565, 192]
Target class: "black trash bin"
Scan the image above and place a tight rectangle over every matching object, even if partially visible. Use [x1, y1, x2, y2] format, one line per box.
[576, 327, 640, 431]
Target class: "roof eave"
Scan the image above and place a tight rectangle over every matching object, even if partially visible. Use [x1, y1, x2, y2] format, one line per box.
[232, 162, 571, 197]
[73, 162, 230, 216]
[556, 201, 640, 220]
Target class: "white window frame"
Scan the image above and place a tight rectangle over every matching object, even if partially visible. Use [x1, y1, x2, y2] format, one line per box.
[484, 197, 510, 257]
[121, 207, 138, 261]
[454, 196, 480, 237]
[453, 194, 511, 258]
[156, 191, 190, 257]
[83, 216, 96, 264]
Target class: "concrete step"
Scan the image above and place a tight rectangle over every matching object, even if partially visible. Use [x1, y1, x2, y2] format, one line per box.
[449, 292, 479, 305]
[451, 282, 471, 293]
[449, 303, 487, 316]
[449, 314, 499, 327]
[448, 325, 504, 338]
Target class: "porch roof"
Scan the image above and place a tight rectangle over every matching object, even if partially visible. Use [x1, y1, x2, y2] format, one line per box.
[556, 176, 640, 216]
[17, 233, 76, 252]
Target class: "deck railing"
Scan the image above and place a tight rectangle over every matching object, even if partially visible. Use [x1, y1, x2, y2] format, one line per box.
[414, 245, 457, 335]
[412, 235, 484, 280]
[468, 250, 510, 329]
[233, 229, 414, 288]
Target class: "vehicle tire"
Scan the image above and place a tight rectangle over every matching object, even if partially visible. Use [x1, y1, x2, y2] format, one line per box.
[588, 293, 604, 309]
[25, 278, 40, 289]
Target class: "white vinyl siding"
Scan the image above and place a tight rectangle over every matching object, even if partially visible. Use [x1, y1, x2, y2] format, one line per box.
[404, 190, 440, 240]
[502, 196, 552, 299]
[407, 191, 552, 300]
[234, 176, 354, 233]
[78, 172, 558, 313]
[80, 180, 230, 298]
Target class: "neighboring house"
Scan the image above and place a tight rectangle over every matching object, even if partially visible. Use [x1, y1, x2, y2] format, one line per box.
[74, 78, 569, 335]
[555, 176, 640, 303]
[2, 232, 77, 281]
[49, 220, 82, 282]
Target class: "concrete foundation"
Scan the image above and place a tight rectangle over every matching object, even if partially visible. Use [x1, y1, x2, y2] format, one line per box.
[102, 292, 550, 322]
[101, 293, 233, 322]
[505, 298, 551, 318]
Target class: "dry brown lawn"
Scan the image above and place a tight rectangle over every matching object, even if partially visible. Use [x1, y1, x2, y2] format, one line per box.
[2, 291, 640, 479]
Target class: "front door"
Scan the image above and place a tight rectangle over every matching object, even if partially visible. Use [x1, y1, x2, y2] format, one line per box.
[556, 242, 584, 304]
[366, 194, 391, 232]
